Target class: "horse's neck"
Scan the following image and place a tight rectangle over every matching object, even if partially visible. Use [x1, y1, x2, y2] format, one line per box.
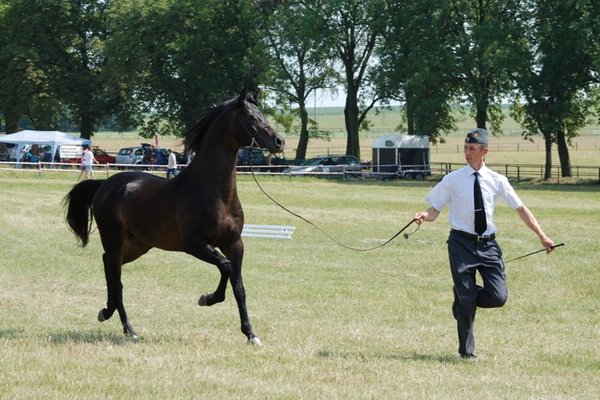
[186, 114, 242, 201]
[189, 146, 239, 199]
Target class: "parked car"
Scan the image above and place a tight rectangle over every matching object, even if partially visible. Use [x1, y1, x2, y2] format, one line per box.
[91, 148, 117, 164]
[116, 144, 186, 167]
[115, 146, 146, 166]
[236, 147, 288, 172]
[283, 154, 363, 177]
[154, 147, 187, 165]
[0, 143, 14, 161]
[63, 147, 116, 164]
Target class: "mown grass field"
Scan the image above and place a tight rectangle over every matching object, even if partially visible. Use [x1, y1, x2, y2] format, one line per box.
[0, 171, 598, 399]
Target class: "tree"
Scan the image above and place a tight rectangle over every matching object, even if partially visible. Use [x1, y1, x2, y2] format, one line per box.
[450, 0, 524, 132]
[106, 0, 266, 136]
[377, 0, 461, 143]
[0, 0, 66, 132]
[322, 0, 387, 159]
[258, 0, 337, 160]
[0, 0, 129, 138]
[510, 0, 598, 178]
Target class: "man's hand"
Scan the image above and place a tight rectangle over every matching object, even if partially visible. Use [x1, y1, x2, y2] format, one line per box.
[414, 207, 440, 224]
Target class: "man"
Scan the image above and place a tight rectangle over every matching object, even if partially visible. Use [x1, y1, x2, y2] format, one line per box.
[78, 146, 98, 180]
[413, 128, 555, 359]
[166, 149, 178, 179]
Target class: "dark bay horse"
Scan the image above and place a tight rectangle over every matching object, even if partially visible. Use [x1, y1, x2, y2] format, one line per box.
[64, 89, 284, 344]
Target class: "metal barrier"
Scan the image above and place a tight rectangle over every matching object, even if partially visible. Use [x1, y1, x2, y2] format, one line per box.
[241, 224, 296, 240]
[1, 160, 598, 182]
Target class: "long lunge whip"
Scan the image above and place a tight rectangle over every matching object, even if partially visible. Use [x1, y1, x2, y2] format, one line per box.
[248, 167, 417, 252]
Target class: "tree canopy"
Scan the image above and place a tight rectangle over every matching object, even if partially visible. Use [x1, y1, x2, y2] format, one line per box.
[0, 0, 598, 176]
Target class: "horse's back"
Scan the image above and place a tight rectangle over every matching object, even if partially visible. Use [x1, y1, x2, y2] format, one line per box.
[92, 172, 177, 246]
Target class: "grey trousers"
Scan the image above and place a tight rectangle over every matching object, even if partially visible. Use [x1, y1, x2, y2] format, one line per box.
[448, 230, 508, 356]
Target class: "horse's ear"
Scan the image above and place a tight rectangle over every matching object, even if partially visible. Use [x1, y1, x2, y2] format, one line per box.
[254, 88, 261, 102]
[237, 88, 247, 105]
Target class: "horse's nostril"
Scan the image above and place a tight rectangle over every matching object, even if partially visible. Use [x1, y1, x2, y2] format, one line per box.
[276, 137, 285, 148]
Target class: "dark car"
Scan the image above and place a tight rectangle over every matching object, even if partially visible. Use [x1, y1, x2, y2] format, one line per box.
[283, 154, 363, 177]
[154, 148, 187, 165]
[236, 147, 287, 172]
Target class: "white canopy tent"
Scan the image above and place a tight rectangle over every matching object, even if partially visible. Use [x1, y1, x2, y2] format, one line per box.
[0, 130, 91, 163]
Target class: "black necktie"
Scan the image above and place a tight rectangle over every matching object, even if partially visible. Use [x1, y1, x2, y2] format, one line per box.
[473, 172, 487, 235]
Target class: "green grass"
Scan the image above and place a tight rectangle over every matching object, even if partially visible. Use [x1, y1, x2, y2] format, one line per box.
[0, 173, 599, 399]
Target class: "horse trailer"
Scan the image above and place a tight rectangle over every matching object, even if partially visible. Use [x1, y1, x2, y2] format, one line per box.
[371, 134, 430, 180]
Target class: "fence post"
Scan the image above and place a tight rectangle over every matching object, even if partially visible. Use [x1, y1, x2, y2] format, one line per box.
[517, 165, 520, 182]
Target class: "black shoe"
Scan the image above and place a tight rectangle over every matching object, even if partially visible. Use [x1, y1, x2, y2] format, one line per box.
[460, 353, 477, 360]
[452, 287, 458, 320]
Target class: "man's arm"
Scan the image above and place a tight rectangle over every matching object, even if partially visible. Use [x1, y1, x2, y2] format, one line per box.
[516, 205, 555, 252]
[414, 207, 440, 224]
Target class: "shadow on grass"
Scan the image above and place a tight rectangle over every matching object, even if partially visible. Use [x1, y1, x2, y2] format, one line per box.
[0, 328, 26, 340]
[44, 330, 135, 345]
[1, 328, 132, 345]
[1, 326, 195, 346]
[316, 349, 461, 364]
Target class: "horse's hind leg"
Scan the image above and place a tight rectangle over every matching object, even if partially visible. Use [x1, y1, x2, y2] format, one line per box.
[99, 252, 138, 338]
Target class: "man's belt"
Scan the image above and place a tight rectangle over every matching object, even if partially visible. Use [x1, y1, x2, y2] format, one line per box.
[451, 229, 496, 242]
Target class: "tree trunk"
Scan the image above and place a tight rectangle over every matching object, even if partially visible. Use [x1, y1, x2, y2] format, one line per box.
[405, 87, 414, 135]
[79, 113, 95, 140]
[344, 91, 360, 159]
[3, 110, 21, 133]
[543, 133, 552, 180]
[295, 103, 309, 161]
[475, 86, 488, 129]
[556, 130, 572, 177]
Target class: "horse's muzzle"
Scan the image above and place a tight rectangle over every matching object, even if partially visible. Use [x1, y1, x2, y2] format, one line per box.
[257, 126, 285, 154]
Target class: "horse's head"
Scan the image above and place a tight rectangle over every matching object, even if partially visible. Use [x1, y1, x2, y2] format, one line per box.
[233, 89, 285, 154]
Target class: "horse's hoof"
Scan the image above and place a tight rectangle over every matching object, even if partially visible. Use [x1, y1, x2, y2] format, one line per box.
[198, 294, 209, 306]
[247, 337, 262, 346]
[126, 332, 141, 341]
[97, 309, 107, 322]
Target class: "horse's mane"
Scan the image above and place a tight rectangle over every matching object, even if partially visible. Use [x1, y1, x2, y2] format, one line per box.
[183, 102, 230, 154]
[183, 90, 257, 154]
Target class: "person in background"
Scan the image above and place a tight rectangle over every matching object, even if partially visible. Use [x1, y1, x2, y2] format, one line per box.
[166, 149, 178, 179]
[185, 149, 195, 167]
[78, 146, 98, 180]
[413, 128, 555, 360]
[76, 155, 86, 180]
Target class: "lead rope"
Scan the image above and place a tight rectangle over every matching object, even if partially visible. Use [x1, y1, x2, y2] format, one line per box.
[246, 145, 416, 252]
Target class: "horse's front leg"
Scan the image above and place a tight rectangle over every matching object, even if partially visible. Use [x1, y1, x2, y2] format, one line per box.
[184, 240, 232, 306]
[222, 241, 261, 345]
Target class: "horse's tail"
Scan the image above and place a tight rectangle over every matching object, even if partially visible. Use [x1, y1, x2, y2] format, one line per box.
[63, 180, 105, 247]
